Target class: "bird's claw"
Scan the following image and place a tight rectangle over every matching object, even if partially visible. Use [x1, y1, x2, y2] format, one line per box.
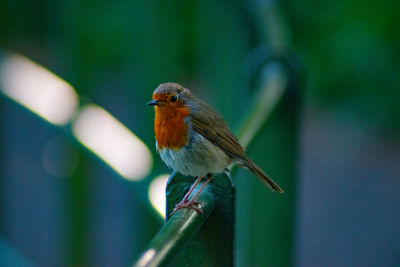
[170, 200, 203, 216]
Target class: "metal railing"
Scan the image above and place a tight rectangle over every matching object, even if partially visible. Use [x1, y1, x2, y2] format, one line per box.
[134, 1, 302, 266]
[134, 171, 234, 267]
[0, 1, 302, 265]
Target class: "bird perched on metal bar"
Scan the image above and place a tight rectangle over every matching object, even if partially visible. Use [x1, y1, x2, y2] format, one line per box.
[148, 82, 283, 215]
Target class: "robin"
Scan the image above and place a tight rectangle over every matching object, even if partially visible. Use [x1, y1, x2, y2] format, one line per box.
[148, 82, 283, 215]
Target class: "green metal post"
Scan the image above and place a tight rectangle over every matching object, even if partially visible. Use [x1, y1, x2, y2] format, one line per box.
[236, 58, 300, 266]
[232, 1, 301, 265]
[135, 171, 235, 266]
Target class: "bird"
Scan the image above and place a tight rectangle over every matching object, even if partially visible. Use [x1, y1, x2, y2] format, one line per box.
[148, 82, 283, 215]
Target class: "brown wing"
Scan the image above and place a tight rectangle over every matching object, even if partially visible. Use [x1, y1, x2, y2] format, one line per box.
[190, 99, 284, 193]
[190, 100, 246, 160]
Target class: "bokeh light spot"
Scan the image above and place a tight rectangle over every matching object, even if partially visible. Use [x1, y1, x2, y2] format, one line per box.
[0, 53, 78, 125]
[148, 174, 170, 218]
[72, 104, 153, 181]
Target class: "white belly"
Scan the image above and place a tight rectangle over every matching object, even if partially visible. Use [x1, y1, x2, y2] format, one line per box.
[157, 131, 231, 177]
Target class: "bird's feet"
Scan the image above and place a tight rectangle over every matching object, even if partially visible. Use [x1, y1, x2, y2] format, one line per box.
[170, 198, 203, 216]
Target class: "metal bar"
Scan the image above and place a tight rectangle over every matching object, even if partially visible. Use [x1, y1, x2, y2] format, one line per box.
[236, 61, 289, 149]
[134, 191, 214, 267]
[233, 1, 301, 265]
[134, 171, 236, 267]
[236, 61, 299, 266]
[134, 171, 235, 266]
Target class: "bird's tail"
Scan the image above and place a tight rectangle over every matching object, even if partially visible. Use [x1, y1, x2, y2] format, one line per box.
[244, 159, 284, 193]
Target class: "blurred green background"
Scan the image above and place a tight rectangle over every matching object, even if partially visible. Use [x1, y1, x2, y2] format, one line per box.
[0, 0, 399, 266]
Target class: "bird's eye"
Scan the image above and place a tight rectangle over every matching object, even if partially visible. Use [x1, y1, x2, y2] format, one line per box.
[170, 95, 178, 102]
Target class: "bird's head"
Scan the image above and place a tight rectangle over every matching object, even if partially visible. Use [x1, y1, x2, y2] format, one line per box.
[147, 82, 192, 110]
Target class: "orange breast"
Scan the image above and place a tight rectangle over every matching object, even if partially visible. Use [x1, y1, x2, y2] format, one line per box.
[154, 106, 190, 149]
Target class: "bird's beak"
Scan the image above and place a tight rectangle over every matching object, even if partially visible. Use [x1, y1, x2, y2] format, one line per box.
[147, 99, 159, 106]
